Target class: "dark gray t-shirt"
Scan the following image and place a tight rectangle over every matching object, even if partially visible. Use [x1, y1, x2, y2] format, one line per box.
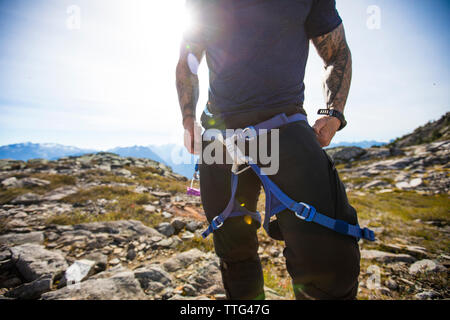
[184, 0, 342, 120]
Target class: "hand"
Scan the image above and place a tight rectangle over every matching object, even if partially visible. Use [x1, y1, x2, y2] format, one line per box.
[183, 116, 202, 155]
[312, 116, 341, 148]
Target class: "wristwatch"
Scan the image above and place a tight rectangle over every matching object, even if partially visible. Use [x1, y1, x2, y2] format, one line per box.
[317, 108, 347, 131]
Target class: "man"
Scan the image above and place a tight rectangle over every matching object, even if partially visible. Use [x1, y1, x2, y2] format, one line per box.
[176, 0, 358, 300]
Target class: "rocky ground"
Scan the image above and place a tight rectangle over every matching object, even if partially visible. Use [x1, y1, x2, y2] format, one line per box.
[0, 138, 448, 300]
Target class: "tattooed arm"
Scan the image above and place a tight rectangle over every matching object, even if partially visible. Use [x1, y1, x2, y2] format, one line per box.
[176, 41, 205, 153]
[311, 23, 352, 147]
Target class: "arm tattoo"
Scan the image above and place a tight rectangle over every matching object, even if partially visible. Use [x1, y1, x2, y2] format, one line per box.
[312, 24, 352, 114]
[176, 42, 204, 126]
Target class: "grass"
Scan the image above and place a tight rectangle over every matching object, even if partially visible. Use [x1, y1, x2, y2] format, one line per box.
[348, 190, 449, 222]
[45, 209, 95, 225]
[46, 186, 166, 228]
[31, 173, 77, 188]
[0, 173, 77, 204]
[263, 261, 294, 299]
[128, 166, 187, 194]
[77, 169, 135, 185]
[177, 235, 214, 253]
[62, 185, 135, 203]
[0, 217, 8, 233]
[46, 206, 165, 228]
[343, 176, 371, 185]
[0, 188, 31, 205]
[348, 189, 450, 255]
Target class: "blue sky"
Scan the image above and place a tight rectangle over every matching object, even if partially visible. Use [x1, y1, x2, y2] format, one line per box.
[0, 0, 448, 149]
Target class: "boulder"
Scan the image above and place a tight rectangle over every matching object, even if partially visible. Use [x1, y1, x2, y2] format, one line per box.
[5, 219, 29, 229]
[157, 222, 175, 237]
[395, 177, 424, 190]
[182, 284, 197, 296]
[415, 290, 440, 300]
[171, 218, 186, 233]
[325, 147, 366, 164]
[163, 249, 206, 272]
[151, 191, 171, 198]
[11, 193, 42, 205]
[126, 249, 136, 261]
[42, 271, 147, 300]
[0, 232, 44, 246]
[180, 231, 195, 241]
[74, 220, 162, 238]
[361, 250, 416, 264]
[5, 275, 52, 299]
[134, 265, 173, 289]
[42, 186, 78, 201]
[20, 178, 51, 188]
[409, 178, 424, 188]
[409, 259, 445, 275]
[395, 181, 411, 189]
[185, 221, 203, 232]
[62, 260, 96, 286]
[162, 211, 173, 219]
[155, 238, 174, 248]
[362, 180, 389, 189]
[113, 169, 132, 177]
[1, 177, 21, 188]
[0, 159, 25, 171]
[142, 204, 156, 213]
[10, 243, 68, 282]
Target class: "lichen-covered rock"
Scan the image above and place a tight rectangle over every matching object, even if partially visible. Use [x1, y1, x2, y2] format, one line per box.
[0, 232, 44, 246]
[5, 275, 52, 299]
[157, 222, 175, 237]
[361, 250, 416, 264]
[42, 186, 78, 201]
[11, 193, 42, 205]
[73, 220, 162, 238]
[134, 265, 173, 289]
[42, 271, 147, 300]
[409, 259, 445, 275]
[325, 146, 366, 164]
[10, 244, 68, 282]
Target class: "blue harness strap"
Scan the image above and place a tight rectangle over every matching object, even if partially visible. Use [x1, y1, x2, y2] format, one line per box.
[201, 113, 375, 242]
[201, 173, 262, 238]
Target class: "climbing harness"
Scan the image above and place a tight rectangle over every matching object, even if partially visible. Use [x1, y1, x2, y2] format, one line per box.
[187, 113, 375, 242]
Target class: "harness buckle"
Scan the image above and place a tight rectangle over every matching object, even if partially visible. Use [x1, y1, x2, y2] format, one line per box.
[241, 126, 257, 141]
[294, 202, 317, 222]
[212, 216, 224, 230]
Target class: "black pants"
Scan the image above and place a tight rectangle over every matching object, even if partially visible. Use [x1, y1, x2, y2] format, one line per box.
[199, 108, 361, 300]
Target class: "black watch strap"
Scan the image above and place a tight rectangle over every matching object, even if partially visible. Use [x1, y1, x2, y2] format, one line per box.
[317, 108, 347, 131]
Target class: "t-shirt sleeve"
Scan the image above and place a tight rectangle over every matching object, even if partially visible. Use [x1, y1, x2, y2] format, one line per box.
[305, 0, 343, 39]
[182, 0, 206, 46]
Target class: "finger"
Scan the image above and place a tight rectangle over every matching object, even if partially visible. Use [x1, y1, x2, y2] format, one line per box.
[316, 131, 329, 148]
[312, 119, 325, 133]
[312, 123, 321, 135]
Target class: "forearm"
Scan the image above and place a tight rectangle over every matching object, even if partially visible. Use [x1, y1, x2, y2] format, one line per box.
[313, 24, 352, 114]
[176, 59, 199, 127]
[323, 45, 352, 113]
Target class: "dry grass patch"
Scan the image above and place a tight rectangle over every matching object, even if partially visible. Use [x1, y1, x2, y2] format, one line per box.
[348, 190, 449, 222]
[177, 235, 214, 253]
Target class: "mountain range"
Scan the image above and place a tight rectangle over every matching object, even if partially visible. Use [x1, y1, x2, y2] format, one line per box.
[1, 112, 448, 177]
[0, 143, 198, 178]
